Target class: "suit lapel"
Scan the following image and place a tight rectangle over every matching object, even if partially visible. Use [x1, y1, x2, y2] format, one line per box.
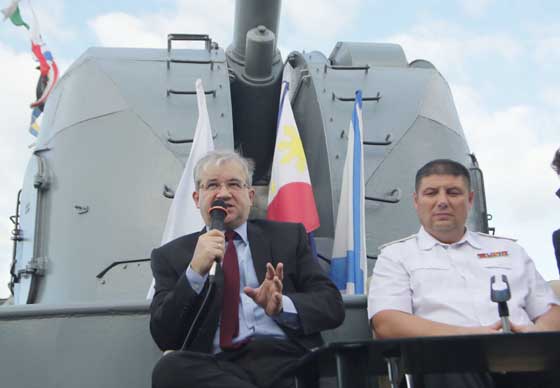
[247, 221, 271, 284]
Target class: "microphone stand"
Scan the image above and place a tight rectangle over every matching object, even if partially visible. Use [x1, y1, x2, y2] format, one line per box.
[181, 268, 217, 351]
[181, 199, 227, 351]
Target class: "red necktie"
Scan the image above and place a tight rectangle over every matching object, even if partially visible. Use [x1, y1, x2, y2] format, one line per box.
[220, 230, 240, 349]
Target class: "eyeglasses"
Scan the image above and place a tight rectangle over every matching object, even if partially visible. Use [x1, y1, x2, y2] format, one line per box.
[199, 180, 249, 192]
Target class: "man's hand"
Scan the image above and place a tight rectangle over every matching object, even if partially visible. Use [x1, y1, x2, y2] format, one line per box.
[190, 230, 225, 276]
[244, 262, 284, 316]
[510, 322, 534, 333]
[510, 305, 560, 333]
[460, 321, 503, 335]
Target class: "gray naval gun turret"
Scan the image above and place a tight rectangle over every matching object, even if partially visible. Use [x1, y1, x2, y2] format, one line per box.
[1, 0, 490, 387]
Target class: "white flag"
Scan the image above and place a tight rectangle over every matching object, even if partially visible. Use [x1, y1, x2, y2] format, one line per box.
[147, 79, 214, 298]
[330, 90, 367, 295]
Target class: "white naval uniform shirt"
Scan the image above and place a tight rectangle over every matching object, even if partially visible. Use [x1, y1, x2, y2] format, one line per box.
[367, 227, 560, 328]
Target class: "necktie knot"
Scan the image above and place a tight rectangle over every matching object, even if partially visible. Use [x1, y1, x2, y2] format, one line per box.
[225, 230, 236, 242]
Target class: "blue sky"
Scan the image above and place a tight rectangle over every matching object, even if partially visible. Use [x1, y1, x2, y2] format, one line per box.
[1, 0, 559, 298]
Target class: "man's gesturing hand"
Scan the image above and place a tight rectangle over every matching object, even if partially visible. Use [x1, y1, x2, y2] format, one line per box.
[190, 229, 225, 276]
[244, 262, 284, 316]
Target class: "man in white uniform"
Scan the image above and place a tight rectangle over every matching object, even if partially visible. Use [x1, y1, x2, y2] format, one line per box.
[368, 159, 560, 388]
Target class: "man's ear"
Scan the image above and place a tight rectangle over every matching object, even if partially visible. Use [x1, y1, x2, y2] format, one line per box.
[468, 191, 475, 208]
[192, 191, 200, 209]
[413, 192, 419, 210]
[248, 187, 256, 205]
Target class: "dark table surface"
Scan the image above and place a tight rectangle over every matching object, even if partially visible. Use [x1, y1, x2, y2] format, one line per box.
[306, 331, 560, 377]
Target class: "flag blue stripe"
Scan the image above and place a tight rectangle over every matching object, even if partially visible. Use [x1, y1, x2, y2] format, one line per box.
[351, 91, 364, 293]
[330, 253, 354, 290]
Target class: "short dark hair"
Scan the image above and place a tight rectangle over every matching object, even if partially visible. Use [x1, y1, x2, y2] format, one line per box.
[552, 148, 560, 176]
[415, 159, 471, 191]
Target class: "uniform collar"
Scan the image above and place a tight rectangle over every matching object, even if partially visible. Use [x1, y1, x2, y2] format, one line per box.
[417, 226, 482, 250]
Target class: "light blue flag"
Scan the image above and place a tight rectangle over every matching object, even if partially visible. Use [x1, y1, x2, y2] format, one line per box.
[330, 90, 367, 294]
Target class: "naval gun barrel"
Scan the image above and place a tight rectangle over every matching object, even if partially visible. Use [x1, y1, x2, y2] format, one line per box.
[226, 0, 283, 183]
[228, 0, 281, 66]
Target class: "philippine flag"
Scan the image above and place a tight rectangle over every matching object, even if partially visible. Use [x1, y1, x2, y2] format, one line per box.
[329, 90, 367, 295]
[267, 63, 320, 233]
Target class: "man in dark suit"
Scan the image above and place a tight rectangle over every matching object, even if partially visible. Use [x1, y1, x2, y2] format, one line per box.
[150, 150, 344, 388]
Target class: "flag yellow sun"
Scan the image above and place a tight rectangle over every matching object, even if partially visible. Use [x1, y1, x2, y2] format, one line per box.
[278, 125, 306, 172]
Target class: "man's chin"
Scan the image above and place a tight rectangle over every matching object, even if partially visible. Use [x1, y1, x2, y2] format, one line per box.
[224, 217, 241, 230]
[431, 222, 455, 232]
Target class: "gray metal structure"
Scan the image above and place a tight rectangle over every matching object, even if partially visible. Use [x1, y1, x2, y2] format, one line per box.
[2, 0, 489, 387]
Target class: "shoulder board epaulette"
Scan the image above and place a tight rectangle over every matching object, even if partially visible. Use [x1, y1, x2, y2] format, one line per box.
[378, 234, 416, 250]
[476, 232, 517, 242]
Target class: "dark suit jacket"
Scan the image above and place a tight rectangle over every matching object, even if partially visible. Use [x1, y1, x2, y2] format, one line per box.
[149, 219, 345, 353]
[553, 229, 560, 277]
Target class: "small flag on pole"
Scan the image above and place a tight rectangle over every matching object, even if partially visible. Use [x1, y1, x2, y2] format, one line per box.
[2, 0, 29, 29]
[30, 45, 59, 111]
[147, 79, 215, 299]
[3, 0, 58, 137]
[29, 106, 41, 136]
[329, 90, 367, 295]
[267, 63, 320, 233]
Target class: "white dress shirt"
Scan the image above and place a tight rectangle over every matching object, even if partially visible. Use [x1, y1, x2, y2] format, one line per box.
[368, 227, 560, 328]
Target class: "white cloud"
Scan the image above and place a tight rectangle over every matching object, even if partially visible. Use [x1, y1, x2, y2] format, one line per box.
[534, 36, 560, 66]
[387, 21, 522, 80]
[88, 12, 163, 48]
[282, 0, 361, 38]
[459, 0, 494, 17]
[88, 0, 235, 49]
[279, 0, 364, 54]
[454, 84, 560, 279]
[542, 86, 560, 111]
[17, 0, 74, 43]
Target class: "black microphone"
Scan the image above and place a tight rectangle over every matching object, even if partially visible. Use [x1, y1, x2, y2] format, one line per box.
[208, 199, 227, 277]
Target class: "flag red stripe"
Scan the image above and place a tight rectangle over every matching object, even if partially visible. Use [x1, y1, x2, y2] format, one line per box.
[31, 43, 50, 76]
[267, 182, 320, 232]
